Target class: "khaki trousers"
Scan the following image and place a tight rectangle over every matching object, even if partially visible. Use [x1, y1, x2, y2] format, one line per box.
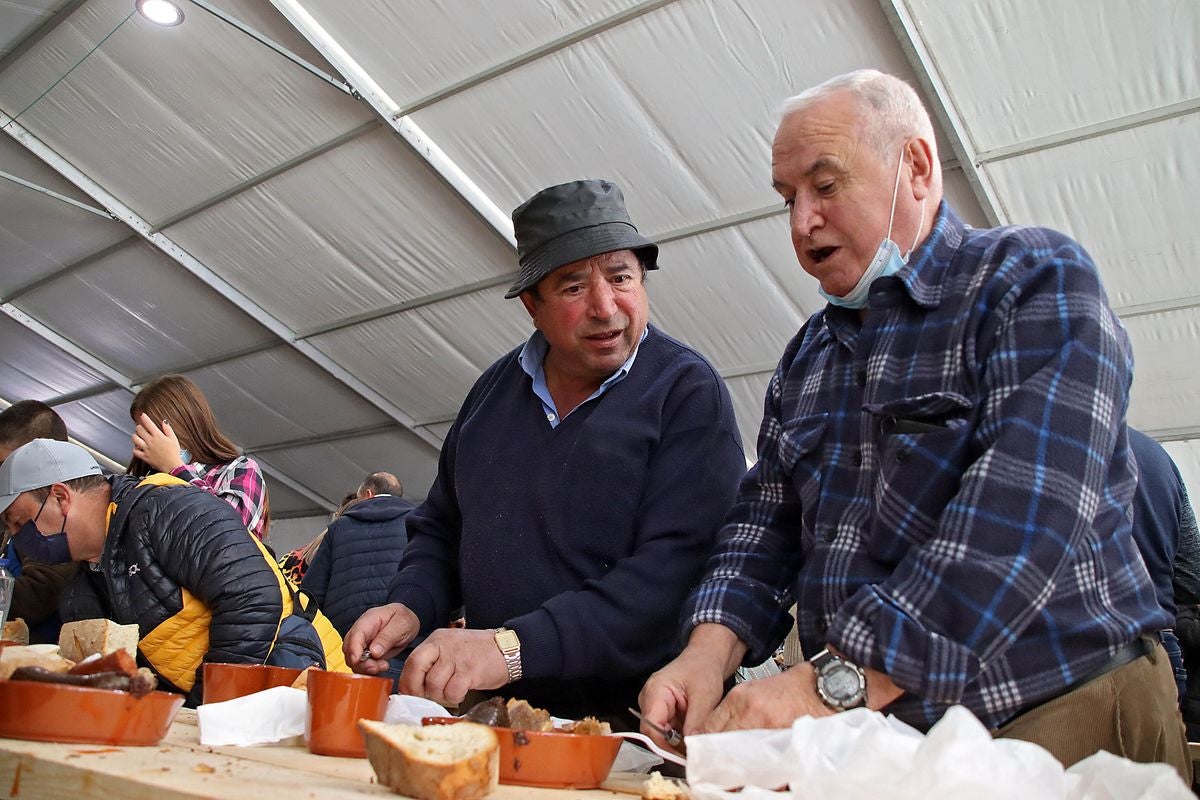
[995, 641, 1192, 785]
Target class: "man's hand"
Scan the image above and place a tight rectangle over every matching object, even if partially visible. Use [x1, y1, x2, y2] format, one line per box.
[344, 603, 420, 675]
[700, 664, 833, 732]
[131, 413, 185, 473]
[638, 623, 746, 749]
[701, 646, 905, 733]
[398, 628, 508, 706]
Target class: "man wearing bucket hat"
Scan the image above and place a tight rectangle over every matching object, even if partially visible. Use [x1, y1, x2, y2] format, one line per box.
[0, 438, 348, 705]
[345, 179, 745, 725]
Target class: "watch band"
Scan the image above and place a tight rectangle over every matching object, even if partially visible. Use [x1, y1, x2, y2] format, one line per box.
[493, 627, 523, 684]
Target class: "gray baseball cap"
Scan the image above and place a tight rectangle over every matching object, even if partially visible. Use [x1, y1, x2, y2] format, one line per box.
[505, 179, 659, 299]
[0, 438, 101, 513]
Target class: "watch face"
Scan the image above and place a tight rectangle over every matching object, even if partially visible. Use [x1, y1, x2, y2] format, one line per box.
[495, 630, 520, 651]
[823, 663, 864, 701]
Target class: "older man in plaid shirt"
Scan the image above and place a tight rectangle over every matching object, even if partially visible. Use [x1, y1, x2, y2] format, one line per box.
[639, 69, 1189, 780]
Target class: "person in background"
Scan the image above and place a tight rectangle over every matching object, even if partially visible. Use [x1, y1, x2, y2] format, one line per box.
[639, 69, 1188, 781]
[302, 471, 415, 638]
[1127, 427, 1200, 739]
[127, 374, 270, 541]
[345, 179, 746, 727]
[0, 400, 69, 463]
[0, 400, 79, 643]
[279, 491, 360, 586]
[0, 439, 347, 705]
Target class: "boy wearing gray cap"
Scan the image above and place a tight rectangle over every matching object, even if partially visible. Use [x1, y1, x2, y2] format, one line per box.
[345, 179, 745, 726]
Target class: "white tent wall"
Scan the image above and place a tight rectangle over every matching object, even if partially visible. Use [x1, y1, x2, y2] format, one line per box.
[0, 0, 1197, 526]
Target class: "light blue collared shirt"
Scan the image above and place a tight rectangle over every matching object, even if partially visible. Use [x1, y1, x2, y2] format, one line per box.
[517, 326, 648, 428]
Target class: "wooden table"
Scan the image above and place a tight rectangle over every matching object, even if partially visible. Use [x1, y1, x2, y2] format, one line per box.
[0, 710, 643, 799]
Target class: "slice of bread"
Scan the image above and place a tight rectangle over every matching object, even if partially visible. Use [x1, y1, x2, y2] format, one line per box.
[0, 645, 75, 680]
[290, 666, 316, 690]
[642, 770, 691, 800]
[359, 720, 498, 800]
[58, 619, 139, 662]
[2, 619, 29, 646]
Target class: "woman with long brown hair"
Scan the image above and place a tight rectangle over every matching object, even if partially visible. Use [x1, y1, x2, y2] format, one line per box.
[128, 374, 270, 540]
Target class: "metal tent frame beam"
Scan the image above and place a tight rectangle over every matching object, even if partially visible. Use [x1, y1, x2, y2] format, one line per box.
[0, 305, 332, 510]
[0, 0, 88, 74]
[1, 112, 442, 457]
[878, 0, 1008, 227]
[268, 0, 517, 249]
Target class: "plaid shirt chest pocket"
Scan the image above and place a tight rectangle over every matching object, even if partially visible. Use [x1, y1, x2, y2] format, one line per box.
[775, 413, 828, 557]
[864, 391, 976, 564]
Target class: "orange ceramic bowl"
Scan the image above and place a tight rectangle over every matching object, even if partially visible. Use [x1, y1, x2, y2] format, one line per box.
[423, 717, 621, 788]
[202, 663, 303, 705]
[0, 678, 184, 746]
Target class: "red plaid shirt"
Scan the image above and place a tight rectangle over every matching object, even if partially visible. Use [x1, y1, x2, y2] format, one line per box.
[171, 455, 267, 540]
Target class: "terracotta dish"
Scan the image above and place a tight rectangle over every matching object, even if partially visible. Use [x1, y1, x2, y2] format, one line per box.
[423, 716, 622, 788]
[202, 662, 303, 704]
[0, 678, 184, 746]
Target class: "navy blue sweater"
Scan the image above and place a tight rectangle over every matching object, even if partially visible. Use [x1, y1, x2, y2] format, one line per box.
[302, 494, 415, 637]
[388, 325, 745, 719]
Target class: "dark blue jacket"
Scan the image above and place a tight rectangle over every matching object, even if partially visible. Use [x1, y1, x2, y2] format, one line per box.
[302, 494, 415, 637]
[1128, 427, 1200, 617]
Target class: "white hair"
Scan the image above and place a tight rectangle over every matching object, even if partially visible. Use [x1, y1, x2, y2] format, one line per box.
[780, 70, 936, 157]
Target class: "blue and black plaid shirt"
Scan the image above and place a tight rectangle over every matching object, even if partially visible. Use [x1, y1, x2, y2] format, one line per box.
[686, 203, 1168, 730]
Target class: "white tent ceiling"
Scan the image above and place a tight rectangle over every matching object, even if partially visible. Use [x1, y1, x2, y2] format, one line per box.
[1, 0, 1197, 529]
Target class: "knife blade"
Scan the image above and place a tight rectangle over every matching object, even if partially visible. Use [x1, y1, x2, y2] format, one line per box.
[626, 707, 684, 747]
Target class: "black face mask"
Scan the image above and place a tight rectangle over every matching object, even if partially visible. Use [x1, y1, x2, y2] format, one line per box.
[10, 495, 71, 565]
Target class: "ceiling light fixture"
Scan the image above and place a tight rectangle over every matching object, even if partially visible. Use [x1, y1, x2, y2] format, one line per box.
[136, 0, 185, 27]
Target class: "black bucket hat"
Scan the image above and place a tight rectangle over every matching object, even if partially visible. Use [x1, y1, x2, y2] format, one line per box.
[505, 179, 659, 299]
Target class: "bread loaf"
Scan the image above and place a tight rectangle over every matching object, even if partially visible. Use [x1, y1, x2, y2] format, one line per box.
[58, 619, 138, 662]
[2, 619, 29, 645]
[359, 720, 498, 800]
[0, 645, 74, 680]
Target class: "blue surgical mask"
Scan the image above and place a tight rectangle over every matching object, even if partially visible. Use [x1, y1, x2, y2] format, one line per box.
[10, 495, 72, 565]
[820, 147, 926, 309]
[179, 448, 191, 465]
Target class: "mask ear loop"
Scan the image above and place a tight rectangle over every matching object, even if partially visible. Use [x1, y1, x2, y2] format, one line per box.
[885, 142, 907, 242]
[903, 198, 926, 263]
[888, 140, 927, 263]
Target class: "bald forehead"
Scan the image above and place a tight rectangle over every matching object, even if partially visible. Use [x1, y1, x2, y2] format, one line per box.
[775, 91, 862, 143]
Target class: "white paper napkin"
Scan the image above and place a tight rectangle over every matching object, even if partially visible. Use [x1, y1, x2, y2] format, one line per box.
[197, 685, 307, 746]
[384, 694, 451, 725]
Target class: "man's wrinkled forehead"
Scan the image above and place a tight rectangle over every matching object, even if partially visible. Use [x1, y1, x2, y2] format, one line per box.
[541, 249, 640, 287]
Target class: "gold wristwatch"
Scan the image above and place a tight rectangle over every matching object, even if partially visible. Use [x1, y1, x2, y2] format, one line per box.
[493, 627, 523, 683]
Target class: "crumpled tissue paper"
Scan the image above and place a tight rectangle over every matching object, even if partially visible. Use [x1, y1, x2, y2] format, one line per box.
[684, 706, 1190, 800]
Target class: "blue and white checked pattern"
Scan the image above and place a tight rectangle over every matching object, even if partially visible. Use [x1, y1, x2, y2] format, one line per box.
[685, 203, 1168, 730]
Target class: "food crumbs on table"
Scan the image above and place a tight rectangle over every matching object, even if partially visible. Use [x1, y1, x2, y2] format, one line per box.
[192, 763, 216, 773]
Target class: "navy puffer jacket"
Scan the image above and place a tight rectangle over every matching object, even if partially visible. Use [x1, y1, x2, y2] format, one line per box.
[301, 494, 415, 637]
